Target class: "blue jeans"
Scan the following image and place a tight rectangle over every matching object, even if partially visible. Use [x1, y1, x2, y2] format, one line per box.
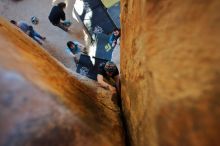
[29, 29, 44, 44]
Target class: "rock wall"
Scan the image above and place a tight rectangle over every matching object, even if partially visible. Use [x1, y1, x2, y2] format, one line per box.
[121, 0, 220, 146]
[0, 17, 125, 146]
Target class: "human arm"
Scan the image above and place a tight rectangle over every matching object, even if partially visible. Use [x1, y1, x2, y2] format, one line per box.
[97, 74, 116, 92]
[77, 43, 87, 54]
[69, 53, 78, 64]
[61, 11, 66, 21]
[70, 53, 78, 64]
[109, 34, 114, 44]
[66, 48, 78, 64]
[109, 34, 117, 47]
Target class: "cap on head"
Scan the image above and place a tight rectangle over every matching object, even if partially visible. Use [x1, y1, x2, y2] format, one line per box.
[104, 61, 117, 73]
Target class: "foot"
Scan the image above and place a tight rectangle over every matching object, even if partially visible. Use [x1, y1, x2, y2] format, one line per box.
[41, 37, 46, 41]
[65, 28, 69, 32]
[38, 41, 43, 45]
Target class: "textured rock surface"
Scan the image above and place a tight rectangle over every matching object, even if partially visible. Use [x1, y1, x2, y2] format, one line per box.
[120, 0, 220, 146]
[0, 17, 125, 146]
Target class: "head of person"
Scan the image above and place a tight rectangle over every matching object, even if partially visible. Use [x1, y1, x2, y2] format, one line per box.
[10, 20, 17, 26]
[67, 41, 75, 49]
[104, 61, 117, 76]
[113, 28, 120, 37]
[58, 2, 66, 10]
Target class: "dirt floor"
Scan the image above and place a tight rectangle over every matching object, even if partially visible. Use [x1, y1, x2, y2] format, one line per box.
[0, 0, 120, 72]
[0, 0, 90, 70]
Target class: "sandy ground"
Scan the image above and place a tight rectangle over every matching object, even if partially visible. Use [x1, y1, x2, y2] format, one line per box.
[0, 0, 89, 70]
[0, 0, 120, 72]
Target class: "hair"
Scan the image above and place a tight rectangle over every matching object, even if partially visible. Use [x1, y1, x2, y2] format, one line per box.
[113, 28, 121, 37]
[58, 2, 66, 9]
[104, 61, 117, 73]
[67, 41, 74, 48]
[10, 20, 17, 25]
[113, 28, 119, 32]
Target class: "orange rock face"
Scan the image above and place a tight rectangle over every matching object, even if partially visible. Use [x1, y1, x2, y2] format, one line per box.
[0, 17, 125, 146]
[121, 0, 220, 146]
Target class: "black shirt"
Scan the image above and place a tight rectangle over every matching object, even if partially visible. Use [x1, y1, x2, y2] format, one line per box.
[48, 6, 65, 25]
[98, 63, 119, 79]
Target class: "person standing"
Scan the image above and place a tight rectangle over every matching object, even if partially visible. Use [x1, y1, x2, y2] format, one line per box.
[48, 2, 68, 31]
[109, 28, 120, 48]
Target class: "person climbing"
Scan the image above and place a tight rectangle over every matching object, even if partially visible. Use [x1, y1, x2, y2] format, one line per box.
[97, 61, 120, 94]
[66, 41, 87, 64]
[48, 2, 68, 32]
[109, 28, 120, 48]
[10, 20, 46, 45]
